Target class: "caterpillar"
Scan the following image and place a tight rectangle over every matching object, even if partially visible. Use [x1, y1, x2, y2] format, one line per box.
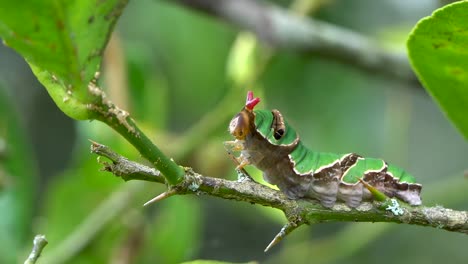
[225, 91, 422, 208]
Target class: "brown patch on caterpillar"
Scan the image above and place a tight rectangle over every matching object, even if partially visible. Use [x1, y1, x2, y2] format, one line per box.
[339, 153, 361, 172]
[271, 109, 286, 140]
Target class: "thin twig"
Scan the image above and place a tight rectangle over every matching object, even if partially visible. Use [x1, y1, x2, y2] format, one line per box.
[170, 0, 418, 84]
[24, 235, 48, 264]
[90, 140, 164, 183]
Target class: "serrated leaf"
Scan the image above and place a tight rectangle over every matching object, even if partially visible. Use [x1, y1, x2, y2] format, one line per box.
[407, 1, 468, 139]
[0, 0, 128, 120]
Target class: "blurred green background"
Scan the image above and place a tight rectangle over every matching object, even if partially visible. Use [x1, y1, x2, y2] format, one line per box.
[0, 0, 467, 263]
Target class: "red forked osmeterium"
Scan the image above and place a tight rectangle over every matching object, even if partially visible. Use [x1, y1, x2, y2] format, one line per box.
[245, 91, 260, 110]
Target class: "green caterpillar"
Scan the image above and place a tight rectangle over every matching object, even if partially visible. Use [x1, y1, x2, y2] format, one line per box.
[225, 91, 422, 208]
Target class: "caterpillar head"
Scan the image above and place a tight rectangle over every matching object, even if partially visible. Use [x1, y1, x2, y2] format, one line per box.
[229, 91, 260, 140]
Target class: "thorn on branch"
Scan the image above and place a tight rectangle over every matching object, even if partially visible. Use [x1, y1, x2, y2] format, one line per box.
[265, 220, 304, 252]
[144, 189, 178, 206]
[359, 178, 388, 202]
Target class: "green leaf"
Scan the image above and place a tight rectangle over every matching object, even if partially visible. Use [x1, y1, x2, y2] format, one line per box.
[0, 0, 128, 120]
[0, 85, 37, 263]
[407, 1, 468, 140]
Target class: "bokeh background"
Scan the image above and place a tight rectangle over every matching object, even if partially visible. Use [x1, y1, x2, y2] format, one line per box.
[0, 0, 467, 263]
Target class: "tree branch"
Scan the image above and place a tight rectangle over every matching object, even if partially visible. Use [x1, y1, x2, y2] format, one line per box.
[91, 141, 468, 250]
[169, 0, 419, 84]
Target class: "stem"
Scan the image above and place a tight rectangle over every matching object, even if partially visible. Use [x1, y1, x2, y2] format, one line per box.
[86, 81, 185, 185]
[24, 235, 48, 264]
[102, 116, 184, 185]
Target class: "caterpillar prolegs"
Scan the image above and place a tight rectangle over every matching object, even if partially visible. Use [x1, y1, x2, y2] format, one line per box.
[225, 91, 422, 208]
